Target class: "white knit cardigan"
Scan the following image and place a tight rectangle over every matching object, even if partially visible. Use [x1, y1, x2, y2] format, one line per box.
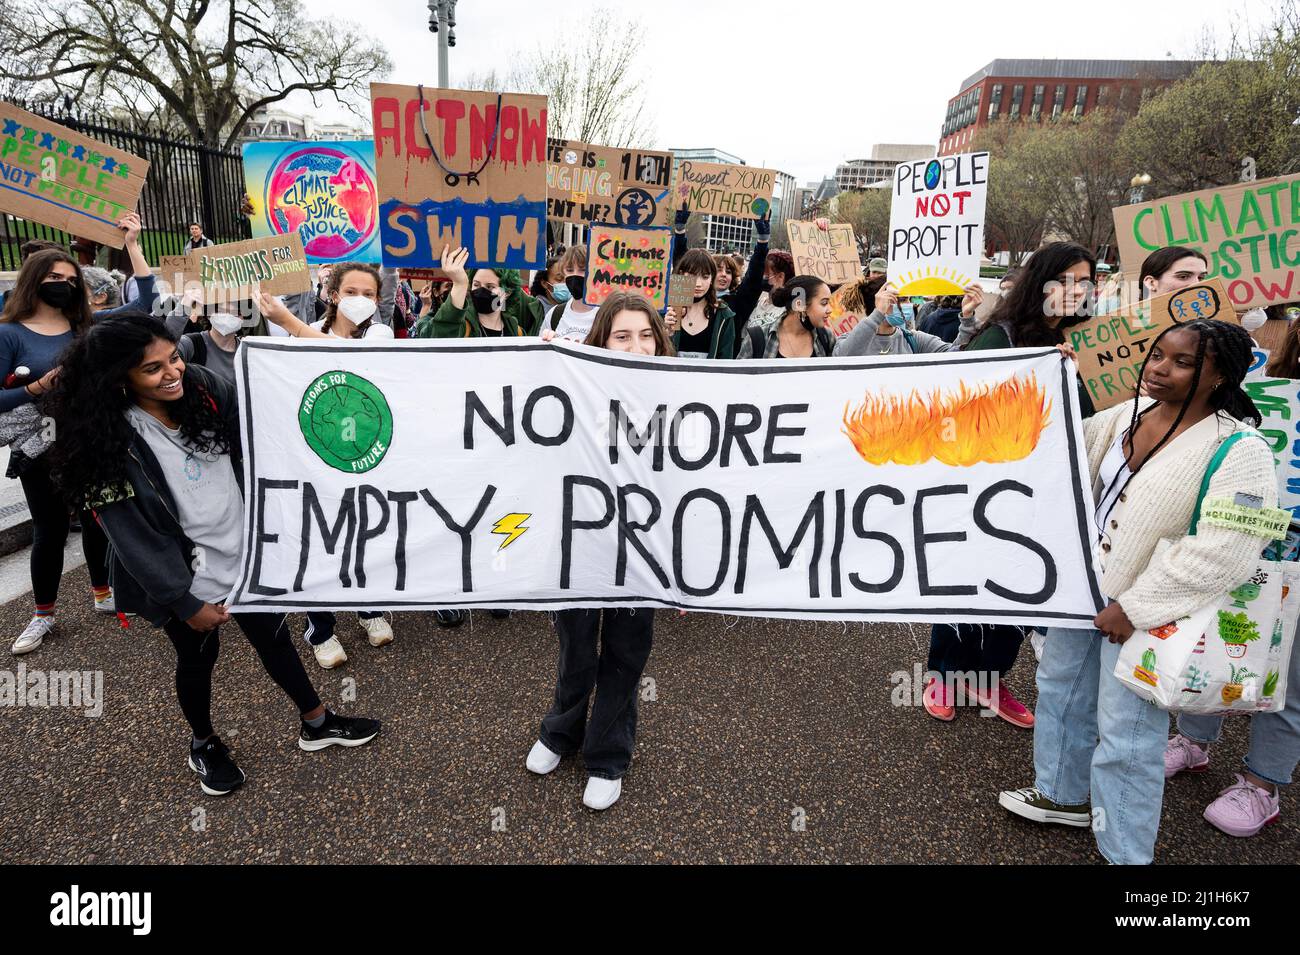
[1084, 398, 1279, 630]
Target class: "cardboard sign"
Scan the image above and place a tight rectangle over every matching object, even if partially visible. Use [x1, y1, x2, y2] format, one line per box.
[546, 138, 673, 227]
[1069, 278, 1236, 411]
[370, 83, 547, 271]
[227, 342, 1104, 627]
[1113, 173, 1300, 311]
[666, 273, 695, 310]
[180, 233, 311, 304]
[243, 141, 381, 264]
[585, 225, 671, 310]
[887, 151, 987, 296]
[1244, 351, 1300, 522]
[788, 220, 860, 285]
[0, 101, 150, 248]
[397, 267, 449, 283]
[670, 160, 775, 220]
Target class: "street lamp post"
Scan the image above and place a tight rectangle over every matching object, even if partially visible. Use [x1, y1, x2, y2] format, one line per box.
[427, 0, 458, 88]
[1128, 172, 1151, 205]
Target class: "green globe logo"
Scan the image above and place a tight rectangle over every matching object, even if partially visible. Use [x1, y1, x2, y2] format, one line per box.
[298, 370, 393, 473]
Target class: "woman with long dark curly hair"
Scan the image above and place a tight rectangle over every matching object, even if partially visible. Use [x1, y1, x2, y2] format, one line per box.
[919, 242, 1100, 729]
[46, 313, 380, 797]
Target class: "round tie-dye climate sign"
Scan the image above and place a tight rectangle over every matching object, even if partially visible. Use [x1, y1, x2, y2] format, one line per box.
[262, 145, 378, 261]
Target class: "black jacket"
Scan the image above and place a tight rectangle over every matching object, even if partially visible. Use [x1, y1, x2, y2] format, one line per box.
[92, 365, 243, 625]
[918, 306, 962, 344]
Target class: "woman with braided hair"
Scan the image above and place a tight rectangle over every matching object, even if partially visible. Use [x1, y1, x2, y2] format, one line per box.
[999, 319, 1283, 864]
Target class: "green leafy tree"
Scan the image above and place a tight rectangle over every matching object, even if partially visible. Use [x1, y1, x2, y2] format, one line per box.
[0, 0, 391, 150]
[1119, 10, 1300, 194]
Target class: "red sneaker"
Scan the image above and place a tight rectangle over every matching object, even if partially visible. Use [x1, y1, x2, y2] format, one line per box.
[923, 676, 956, 721]
[969, 679, 1035, 728]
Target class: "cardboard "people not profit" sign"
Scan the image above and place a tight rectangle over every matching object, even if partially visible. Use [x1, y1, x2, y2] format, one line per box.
[0, 101, 150, 248]
[1069, 278, 1236, 411]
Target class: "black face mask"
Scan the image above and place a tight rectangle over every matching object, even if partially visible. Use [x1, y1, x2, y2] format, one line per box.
[470, 287, 500, 314]
[760, 279, 772, 293]
[37, 281, 77, 309]
[564, 275, 586, 301]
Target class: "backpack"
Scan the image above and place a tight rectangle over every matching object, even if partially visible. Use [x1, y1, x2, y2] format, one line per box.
[183, 330, 208, 365]
[747, 323, 836, 358]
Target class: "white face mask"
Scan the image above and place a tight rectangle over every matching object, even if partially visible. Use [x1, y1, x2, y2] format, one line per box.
[1240, 308, 1268, 332]
[209, 312, 243, 335]
[337, 295, 377, 323]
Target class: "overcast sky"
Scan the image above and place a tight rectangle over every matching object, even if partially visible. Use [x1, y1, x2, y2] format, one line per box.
[299, 0, 1280, 185]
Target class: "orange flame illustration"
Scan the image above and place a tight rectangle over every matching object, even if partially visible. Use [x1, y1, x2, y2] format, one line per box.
[842, 373, 1052, 466]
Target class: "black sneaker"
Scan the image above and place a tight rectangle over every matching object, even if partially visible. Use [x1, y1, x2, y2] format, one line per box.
[998, 786, 1091, 827]
[298, 711, 382, 752]
[187, 736, 245, 797]
[489, 609, 511, 620]
[434, 609, 466, 628]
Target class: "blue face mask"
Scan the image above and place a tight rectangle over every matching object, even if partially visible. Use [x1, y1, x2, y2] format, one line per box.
[886, 303, 914, 327]
[551, 283, 571, 303]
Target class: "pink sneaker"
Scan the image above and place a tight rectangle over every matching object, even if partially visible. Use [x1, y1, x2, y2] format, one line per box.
[968, 679, 1034, 728]
[1164, 734, 1210, 779]
[1203, 774, 1280, 837]
[923, 677, 955, 721]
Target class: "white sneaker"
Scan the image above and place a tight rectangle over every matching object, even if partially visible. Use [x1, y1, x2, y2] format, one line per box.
[583, 776, 622, 811]
[93, 593, 116, 614]
[11, 616, 55, 655]
[359, 614, 393, 647]
[313, 636, 348, 669]
[526, 740, 561, 775]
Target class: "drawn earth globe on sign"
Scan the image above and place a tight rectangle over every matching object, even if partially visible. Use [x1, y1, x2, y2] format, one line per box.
[264, 146, 377, 261]
[298, 371, 393, 474]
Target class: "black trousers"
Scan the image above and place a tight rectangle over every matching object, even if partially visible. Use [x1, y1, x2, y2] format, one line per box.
[927, 623, 1025, 679]
[302, 610, 382, 646]
[18, 460, 109, 605]
[540, 608, 655, 780]
[163, 612, 323, 739]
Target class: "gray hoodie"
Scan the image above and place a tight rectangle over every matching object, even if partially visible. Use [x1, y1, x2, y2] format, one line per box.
[833, 309, 979, 357]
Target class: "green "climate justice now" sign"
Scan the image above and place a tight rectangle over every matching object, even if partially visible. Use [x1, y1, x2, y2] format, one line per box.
[1113, 173, 1300, 310]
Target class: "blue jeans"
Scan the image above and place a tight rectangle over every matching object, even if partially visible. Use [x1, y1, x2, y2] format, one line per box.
[1177, 618, 1300, 786]
[1033, 626, 1169, 865]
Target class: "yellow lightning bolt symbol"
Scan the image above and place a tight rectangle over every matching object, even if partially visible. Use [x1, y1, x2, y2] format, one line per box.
[491, 513, 531, 550]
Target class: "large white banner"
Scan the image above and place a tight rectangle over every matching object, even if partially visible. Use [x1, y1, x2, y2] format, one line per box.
[227, 340, 1104, 626]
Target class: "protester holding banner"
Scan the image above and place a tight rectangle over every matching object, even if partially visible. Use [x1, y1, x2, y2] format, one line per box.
[663, 250, 735, 360]
[45, 313, 381, 794]
[833, 283, 981, 356]
[1000, 319, 1278, 863]
[916, 244, 1100, 725]
[736, 275, 836, 358]
[1164, 317, 1300, 837]
[413, 246, 544, 338]
[525, 291, 673, 811]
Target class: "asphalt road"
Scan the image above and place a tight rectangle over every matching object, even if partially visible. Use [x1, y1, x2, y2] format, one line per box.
[1, 563, 1295, 864]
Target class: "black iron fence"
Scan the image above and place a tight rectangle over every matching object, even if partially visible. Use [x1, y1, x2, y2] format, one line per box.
[0, 102, 250, 271]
